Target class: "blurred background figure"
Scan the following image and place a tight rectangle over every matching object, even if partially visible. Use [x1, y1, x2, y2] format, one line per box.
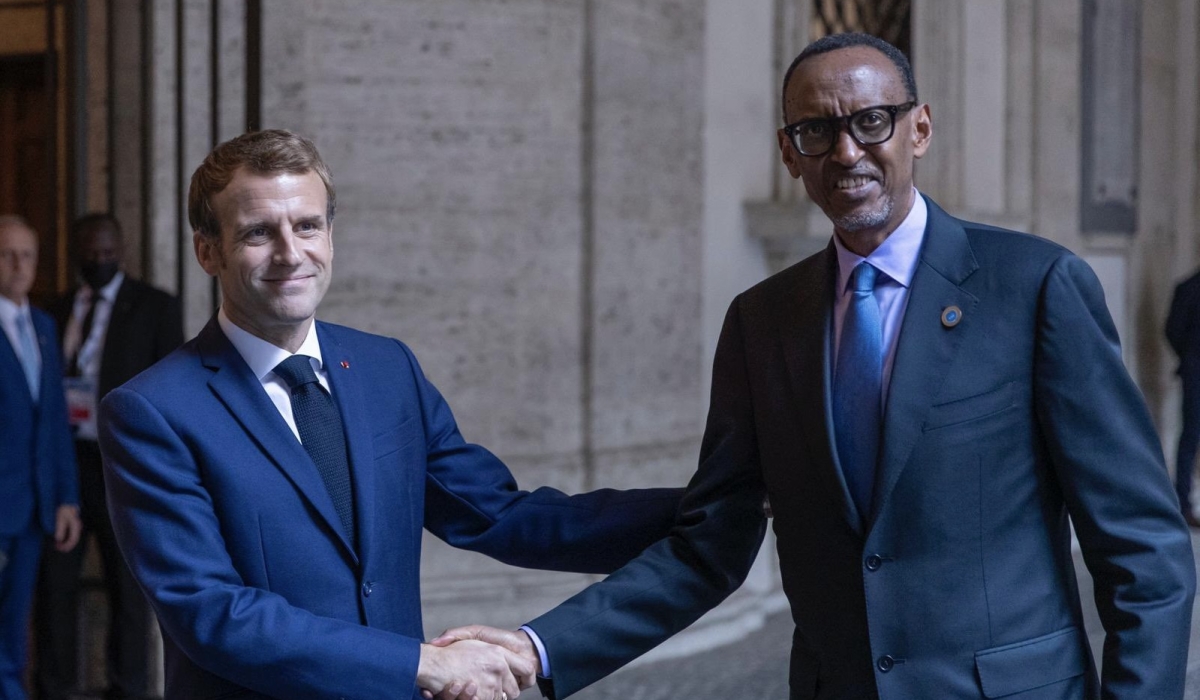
[1167, 268, 1200, 528]
[0, 216, 81, 700]
[35, 213, 181, 700]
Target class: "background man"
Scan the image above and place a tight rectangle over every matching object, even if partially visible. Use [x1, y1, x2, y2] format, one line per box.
[36, 213, 183, 700]
[438, 32, 1197, 699]
[98, 129, 680, 700]
[0, 216, 81, 700]
[1167, 267, 1200, 528]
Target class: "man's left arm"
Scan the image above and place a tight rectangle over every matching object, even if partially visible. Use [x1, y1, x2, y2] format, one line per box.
[42, 315, 81, 550]
[395, 339, 682, 574]
[1035, 254, 1196, 697]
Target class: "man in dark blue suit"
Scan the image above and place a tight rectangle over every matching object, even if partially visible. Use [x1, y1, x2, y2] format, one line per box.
[0, 216, 81, 700]
[1167, 269, 1200, 527]
[98, 130, 680, 700]
[36, 213, 184, 700]
[437, 33, 1197, 699]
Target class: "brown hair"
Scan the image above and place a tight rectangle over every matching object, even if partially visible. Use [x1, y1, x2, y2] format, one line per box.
[187, 129, 336, 238]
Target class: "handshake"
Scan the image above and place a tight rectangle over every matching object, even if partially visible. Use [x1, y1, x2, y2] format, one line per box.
[418, 625, 541, 700]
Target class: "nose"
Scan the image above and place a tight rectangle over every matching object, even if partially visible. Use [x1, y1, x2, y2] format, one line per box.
[272, 230, 302, 265]
[828, 127, 864, 166]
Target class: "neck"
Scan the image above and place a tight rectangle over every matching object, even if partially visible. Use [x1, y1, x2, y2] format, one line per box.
[225, 311, 312, 354]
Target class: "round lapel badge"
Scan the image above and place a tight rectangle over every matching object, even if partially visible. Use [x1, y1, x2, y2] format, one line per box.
[941, 305, 963, 328]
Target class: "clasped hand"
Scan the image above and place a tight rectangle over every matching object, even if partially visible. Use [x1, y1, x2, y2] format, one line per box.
[418, 626, 540, 700]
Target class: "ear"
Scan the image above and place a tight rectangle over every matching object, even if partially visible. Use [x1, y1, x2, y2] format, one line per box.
[911, 103, 933, 159]
[777, 129, 802, 179]
[194, 231, 220, 277]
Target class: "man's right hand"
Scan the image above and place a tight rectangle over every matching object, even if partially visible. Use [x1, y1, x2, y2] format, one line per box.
[417, 639, 533, 700]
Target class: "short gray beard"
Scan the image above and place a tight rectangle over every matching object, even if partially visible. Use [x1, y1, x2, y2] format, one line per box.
[831, 197, 893, 234]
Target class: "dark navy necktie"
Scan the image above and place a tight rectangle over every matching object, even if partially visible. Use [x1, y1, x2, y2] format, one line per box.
[833, 262, 883, 519]
[274, 355, 356, 549]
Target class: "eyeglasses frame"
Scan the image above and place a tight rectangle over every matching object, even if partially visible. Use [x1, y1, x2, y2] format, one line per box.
[783, 101, 919, 157]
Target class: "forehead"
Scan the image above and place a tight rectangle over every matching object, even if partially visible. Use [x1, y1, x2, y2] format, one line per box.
[79, 223, 119, 246]
[784, 46, 907, 120]
[0, 224, 36, 249]
[213, 169, 327, 225]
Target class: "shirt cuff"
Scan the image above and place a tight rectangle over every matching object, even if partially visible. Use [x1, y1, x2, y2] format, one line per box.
[519, 624, 551, 678]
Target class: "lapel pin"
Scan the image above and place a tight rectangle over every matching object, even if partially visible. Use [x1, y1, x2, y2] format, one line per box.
[941, 305, 963, 328]
[340, 361, 350, 369]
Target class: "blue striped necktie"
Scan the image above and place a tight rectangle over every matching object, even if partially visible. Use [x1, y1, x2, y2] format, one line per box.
[15, 312, 40, 402]
[833, 262, 883, 519]
[274, 355, 356, 549]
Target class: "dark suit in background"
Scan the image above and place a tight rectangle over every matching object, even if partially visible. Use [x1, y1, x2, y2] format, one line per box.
[36, 213, 183, 700]
[1166, 268, 1200, 525]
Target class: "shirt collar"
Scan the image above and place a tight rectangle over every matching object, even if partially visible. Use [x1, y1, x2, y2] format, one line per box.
[0, 295, 30, 326]
[89, 270, 126, 302]
[833, 189, 928, 295]
[217, 307, 324, 381]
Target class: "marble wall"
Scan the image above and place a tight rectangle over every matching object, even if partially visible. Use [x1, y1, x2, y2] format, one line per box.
[252, 0, 711, 636]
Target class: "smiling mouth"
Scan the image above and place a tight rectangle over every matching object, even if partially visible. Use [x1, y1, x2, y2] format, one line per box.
[835, 175, 875, 191]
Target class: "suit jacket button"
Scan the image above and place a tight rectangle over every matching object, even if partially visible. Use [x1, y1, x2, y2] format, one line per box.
[362, 581, 373, 597]
[865, 555, 883, 571]
[877, 655, 895, 672]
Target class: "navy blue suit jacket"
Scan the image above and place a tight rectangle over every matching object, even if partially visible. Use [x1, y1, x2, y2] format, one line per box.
[527, 197, 1196, 699]
[99, 319, 680, 699]
[0, 306, 78, 536]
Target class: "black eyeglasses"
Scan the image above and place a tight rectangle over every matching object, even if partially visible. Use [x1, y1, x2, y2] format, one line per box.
[783, 102, 917, 157]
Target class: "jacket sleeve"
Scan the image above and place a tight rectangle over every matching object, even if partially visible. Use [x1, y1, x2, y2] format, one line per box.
[1165, 280, 1191, 357]
[100, 386, 422, 699]
[521, 299, 768, 698]
[1035, 254, 1196, 698]
[406, 339, 684, 575]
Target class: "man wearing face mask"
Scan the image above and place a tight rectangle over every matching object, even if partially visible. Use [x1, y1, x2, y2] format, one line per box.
[35, 213, 183, 700]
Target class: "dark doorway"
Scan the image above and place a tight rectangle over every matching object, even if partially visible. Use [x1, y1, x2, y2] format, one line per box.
[0, 53, 57, 305]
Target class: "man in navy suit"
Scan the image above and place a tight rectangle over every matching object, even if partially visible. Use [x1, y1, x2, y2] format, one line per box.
[436, 33, 1197, 699]
[36, 213, 184, 700]
[0, 216, 81, 700]
[98, 130, 680, 700]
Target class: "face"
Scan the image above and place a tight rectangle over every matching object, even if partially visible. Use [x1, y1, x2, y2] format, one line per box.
[76, 221, 124, 289]
[777, 46, 932, 255]
[0, 222, 38, 303]
[195, 169, 333, 350]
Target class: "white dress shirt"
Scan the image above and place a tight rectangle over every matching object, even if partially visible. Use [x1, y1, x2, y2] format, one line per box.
[0, 295, 40, 379]
[217, 308, 330, 443]
[831, 190, 928, 405]
[64, 271, 125, 378]
[64, 271, 125, 440]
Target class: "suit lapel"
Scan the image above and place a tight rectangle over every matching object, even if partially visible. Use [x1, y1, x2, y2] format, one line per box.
[198, 319, 358, 563]
[870, 197, 979, 529]
[781, 243, 865, 535]
[318, 323, 377, 568]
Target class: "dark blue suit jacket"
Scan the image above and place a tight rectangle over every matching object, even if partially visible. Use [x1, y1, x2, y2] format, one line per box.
[99, 319, 680, 699]
[527, 197, 1196, 699]
[0, 306, 78, 536]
